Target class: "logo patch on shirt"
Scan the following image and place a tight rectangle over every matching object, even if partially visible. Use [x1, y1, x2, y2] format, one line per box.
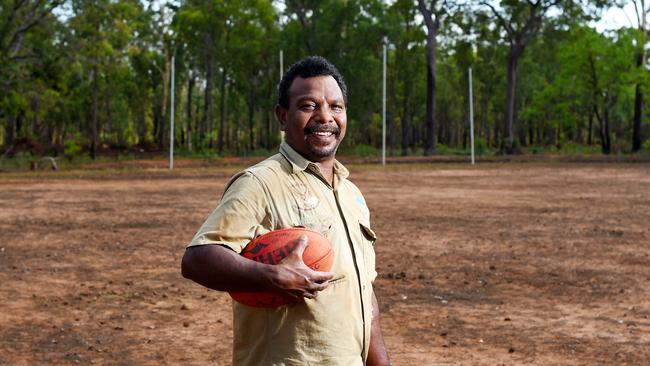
[356, 195, 369, 219]
[289, 182, 319, 211]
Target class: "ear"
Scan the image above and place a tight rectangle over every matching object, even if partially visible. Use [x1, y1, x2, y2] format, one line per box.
[275, 104, 288, 131]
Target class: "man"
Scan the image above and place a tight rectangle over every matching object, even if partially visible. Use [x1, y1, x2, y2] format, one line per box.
[181, 56, 390, 366]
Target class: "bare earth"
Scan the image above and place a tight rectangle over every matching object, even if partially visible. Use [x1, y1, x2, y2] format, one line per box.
[1, 161, 649, 365]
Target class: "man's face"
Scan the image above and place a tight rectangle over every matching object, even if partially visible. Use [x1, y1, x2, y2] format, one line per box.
[275, 75, 347, 163]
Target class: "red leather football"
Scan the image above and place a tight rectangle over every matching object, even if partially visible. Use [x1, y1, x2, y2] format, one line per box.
[229, 227, 334, 307]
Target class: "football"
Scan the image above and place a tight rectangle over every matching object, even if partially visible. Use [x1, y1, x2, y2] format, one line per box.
[229, 227, 334, 307]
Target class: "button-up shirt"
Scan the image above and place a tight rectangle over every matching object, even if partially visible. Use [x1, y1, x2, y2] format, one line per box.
[189, 141, 377, 365]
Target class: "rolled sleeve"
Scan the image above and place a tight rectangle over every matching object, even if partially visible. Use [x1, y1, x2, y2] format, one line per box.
[188, 172, 269, 253]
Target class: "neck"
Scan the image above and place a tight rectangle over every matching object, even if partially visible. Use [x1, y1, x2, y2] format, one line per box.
[314, 160, 335, 186]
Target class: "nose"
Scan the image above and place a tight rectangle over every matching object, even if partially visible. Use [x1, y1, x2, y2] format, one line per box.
[313, 104, 334, 124]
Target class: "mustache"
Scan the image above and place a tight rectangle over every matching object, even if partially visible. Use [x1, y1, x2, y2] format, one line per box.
[304, 123, 341, 136]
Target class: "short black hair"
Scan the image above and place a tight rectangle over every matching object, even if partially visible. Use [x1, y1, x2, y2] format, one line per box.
[277, 56, 348, 108]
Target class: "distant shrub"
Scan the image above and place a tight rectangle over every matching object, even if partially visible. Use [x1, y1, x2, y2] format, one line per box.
[642, 139, 650, 151]
[64, 139, 81, 157]
[437, 144, 469, 156]
[474, 138, 487, 156]
[353, 144, 378, 157]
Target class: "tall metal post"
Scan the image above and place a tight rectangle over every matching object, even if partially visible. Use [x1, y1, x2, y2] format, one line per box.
[469, 67, 475, 166]
[382, 37, 387, 166]
[280, 49, 284, 80]
[169, 51, 176, 170]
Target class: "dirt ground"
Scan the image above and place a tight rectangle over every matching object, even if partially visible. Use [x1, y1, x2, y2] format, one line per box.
[1, 160, 649, 365]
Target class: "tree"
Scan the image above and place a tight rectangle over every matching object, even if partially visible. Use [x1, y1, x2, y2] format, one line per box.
[0, 0, 62, 148]
[481, 0, 564, 153]
[417, 0, 447, 155]
[387, 0, 426, 155]
[631, 0, 649, 151]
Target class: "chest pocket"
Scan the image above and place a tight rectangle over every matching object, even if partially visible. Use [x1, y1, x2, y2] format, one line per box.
[359, 220, 377, 282]
[285, 181, 333, 236]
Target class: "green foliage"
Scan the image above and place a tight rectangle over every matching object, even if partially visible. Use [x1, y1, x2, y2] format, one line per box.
[0, 0, 641, 160]
[353, 144, 378, 157]
[558, 142, 602, 155]
[474, 138, 487, 156]
[64, 139, 82, 157]
[643, 140, 650, 151]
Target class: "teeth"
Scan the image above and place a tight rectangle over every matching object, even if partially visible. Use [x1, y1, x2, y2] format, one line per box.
[313, 131, 333, 137]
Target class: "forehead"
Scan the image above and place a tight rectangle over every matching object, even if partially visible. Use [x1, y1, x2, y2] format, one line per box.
[287, 75, 344, 103]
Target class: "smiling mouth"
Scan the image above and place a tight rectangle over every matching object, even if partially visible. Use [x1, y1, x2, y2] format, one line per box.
[304, 124, 340, 138]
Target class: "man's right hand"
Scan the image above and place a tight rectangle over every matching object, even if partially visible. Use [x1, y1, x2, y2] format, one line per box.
[268, 235, 334, 299]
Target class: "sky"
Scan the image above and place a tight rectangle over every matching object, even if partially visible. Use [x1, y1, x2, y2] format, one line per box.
[594, 2, 641, 31]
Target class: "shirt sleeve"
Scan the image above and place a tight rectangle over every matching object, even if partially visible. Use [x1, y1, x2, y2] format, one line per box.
[187, 172, 269, 254]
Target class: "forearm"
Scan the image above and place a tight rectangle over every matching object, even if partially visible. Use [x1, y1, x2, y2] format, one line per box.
[366, 291, 390, 366]
[181, 244, 277, 292]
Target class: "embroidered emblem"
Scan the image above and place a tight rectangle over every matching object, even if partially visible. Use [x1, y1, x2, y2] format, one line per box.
[289, 182, 320, 211]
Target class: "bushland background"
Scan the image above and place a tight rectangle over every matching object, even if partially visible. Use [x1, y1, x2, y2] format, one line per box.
[1, 0, 649, 168]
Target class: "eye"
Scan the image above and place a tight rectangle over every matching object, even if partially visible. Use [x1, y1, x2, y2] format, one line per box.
[331, 104, 344, 113]
[300, 103, 316, 111]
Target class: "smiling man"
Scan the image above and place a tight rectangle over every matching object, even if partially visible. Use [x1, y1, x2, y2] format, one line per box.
[181, 56, 390, 366]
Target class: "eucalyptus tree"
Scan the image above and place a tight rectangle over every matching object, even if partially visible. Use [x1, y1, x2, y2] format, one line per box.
[479, 0, 562, 153]
[386, 0, 426, 155]
[0, 0, 63, 148]
[417, 0, 450, 155]
[479, 0, 616, 153]
[554, 26, 637, 154]
[630, 0, 649, 151]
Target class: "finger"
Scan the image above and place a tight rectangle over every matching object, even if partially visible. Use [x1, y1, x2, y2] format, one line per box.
[329, 272, 346, 282]
[309, 281, 330, 293]
[310, 270, 334, 283]
[291, 235, 309, 258]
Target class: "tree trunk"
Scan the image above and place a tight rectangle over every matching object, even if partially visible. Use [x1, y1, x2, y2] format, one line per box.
[203, 33, 215, 148]
[158, 47, 170, 148]
[217, 68, 227, 153]
[493, 110, 499, 148]
[588, 110, 593, 146]
[632, 50, 644, 152]
[595, 104, 609, 155]
[417, 0, 439, 156]
[504, 49, 519, 153]
[424, 41, 437, 155]
[4, 114, 15, 148]
[401, 96, 411, 157]
[604, 101, 612, 154]
[265, 111, 271, 149]
[153, 103, 162, 146]
[187, 71, 195, 151]
[91, 66, 99, 160]
[137, 104, 146, 145]
[247, 79, 256, 152]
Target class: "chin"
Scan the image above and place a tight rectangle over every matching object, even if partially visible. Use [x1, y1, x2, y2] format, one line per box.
[307, 145, 337, 160]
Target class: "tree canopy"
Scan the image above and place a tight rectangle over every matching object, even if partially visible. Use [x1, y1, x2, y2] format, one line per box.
[1, 0, 647, 159]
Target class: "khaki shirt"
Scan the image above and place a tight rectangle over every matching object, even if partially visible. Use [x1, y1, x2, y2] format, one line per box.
[189, 141, 377, 366]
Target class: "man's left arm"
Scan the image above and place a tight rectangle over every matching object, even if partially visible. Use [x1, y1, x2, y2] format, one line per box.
[367, 291, 390, 366]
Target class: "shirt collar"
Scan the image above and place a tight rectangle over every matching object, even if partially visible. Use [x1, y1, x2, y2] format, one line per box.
[279, 141, 349, 180]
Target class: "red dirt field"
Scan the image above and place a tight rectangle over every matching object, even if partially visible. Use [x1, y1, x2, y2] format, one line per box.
[1, 160, 649, 365]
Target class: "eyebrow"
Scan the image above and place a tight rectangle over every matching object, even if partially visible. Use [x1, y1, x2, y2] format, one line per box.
[294, 95, 345, 104]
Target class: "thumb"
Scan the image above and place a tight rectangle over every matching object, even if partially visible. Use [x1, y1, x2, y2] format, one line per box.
[291, 235, 309, 259]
